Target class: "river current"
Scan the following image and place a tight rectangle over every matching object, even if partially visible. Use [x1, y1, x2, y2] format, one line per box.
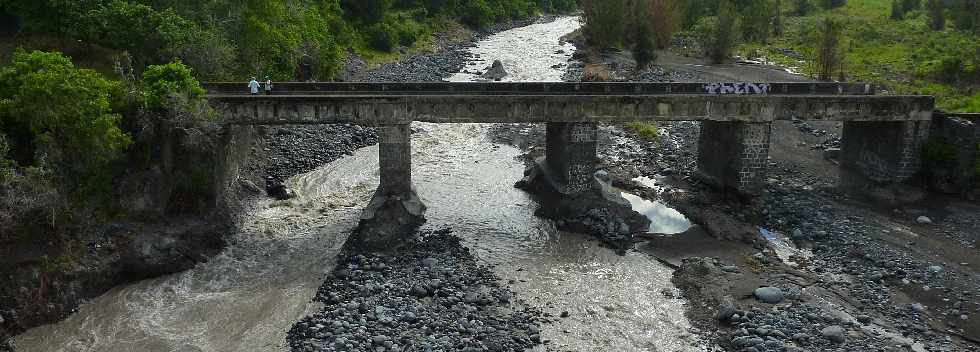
[16, 17, 707, 352]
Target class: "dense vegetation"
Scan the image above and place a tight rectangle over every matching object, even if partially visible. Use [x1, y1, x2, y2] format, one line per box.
[0, 0, 582, 218]
[1, 0, 578, 82]
[730, 0, 980, 112]
[581, 0, 978, 112]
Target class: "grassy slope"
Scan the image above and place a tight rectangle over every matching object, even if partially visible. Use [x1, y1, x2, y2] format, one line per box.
[736, 0, 979, 112]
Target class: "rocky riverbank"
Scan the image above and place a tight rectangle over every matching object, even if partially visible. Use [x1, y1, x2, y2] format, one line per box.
[287, 230, 544, 352]
[559, 48, 980, 351]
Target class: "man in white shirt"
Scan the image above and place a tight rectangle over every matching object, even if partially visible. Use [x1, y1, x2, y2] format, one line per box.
[248, 77, 260, 95]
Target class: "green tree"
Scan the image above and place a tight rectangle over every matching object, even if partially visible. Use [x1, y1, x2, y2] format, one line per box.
[0, 50, 131, 196]
[703, 0, 739, 63]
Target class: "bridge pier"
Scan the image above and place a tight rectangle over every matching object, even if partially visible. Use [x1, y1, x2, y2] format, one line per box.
[352, 123, 426, 251]
[840, 120, 930, 188]
[517, 122, 650, 247]
[697, 121, 772, 197]
[545, 122, 600, 195]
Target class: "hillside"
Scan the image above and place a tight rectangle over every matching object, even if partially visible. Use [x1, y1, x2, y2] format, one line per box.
[734, 0, 979, 112]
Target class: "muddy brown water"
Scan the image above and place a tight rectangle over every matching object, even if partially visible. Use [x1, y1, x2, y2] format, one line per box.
[15, 17, 710, 352]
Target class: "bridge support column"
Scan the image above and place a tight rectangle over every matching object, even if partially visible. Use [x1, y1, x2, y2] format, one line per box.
[840, 120, 930, 188]
[697, 121, 772, 197]
[545, 122, 600, 195]
[517, 122, 650, 249]
[353, 123, 426, 252]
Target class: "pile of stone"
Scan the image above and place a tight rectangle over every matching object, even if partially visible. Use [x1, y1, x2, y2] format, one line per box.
[287, 230, 543, 352]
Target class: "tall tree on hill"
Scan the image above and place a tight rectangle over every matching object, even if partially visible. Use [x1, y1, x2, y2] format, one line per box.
[927, 0, 945, 30]
[773, 0, 785, 36]
[582, 0, 628, 49]
[815, 16, 844, 81]
[706, 0, 738, 63]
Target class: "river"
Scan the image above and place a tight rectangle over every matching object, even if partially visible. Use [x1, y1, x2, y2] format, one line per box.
[15, 16, 706, 352]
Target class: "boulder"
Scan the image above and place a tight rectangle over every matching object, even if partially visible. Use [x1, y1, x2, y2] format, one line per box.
[820, 325, 846, 343]
[754, 287, 785, 304]
[483, 60, 508, 81]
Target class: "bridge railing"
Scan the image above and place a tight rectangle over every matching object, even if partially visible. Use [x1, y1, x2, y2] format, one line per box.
[203, 82, 877, 96]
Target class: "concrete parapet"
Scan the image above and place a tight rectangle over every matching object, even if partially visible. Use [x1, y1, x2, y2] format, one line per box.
[697, 121, 773, 196]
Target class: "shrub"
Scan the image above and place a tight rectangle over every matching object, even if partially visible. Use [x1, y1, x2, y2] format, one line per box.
[395, 20, 425, 47]
[0, 50, 131, 197]
[625, 122, 659, 140]
[366, 22, 399, 52]
[141, 61, 206, 111]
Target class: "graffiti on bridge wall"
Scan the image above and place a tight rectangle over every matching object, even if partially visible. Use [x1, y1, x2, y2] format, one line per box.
[704, 83, 771, 95]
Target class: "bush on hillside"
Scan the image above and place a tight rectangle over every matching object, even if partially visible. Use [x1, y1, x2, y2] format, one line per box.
[141, 61, 206, 111]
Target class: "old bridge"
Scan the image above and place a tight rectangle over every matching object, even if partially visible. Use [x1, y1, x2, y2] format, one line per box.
[205, 82, 934, 220]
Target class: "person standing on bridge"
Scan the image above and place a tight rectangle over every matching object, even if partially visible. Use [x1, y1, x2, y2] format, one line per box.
[248, 77, 260, 95]
[264, 76, 273, 95]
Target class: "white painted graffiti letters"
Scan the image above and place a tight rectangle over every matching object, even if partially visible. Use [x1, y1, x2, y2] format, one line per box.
[704, 83, 771, 95]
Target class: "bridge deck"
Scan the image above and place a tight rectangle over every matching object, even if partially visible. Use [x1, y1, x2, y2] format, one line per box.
[205, 82, 934, 125]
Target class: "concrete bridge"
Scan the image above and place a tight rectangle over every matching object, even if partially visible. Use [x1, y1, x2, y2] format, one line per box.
[206, 82, 933, 201]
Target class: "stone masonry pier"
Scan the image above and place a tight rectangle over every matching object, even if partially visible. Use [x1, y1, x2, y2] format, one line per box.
[206, 82, 935, 240]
